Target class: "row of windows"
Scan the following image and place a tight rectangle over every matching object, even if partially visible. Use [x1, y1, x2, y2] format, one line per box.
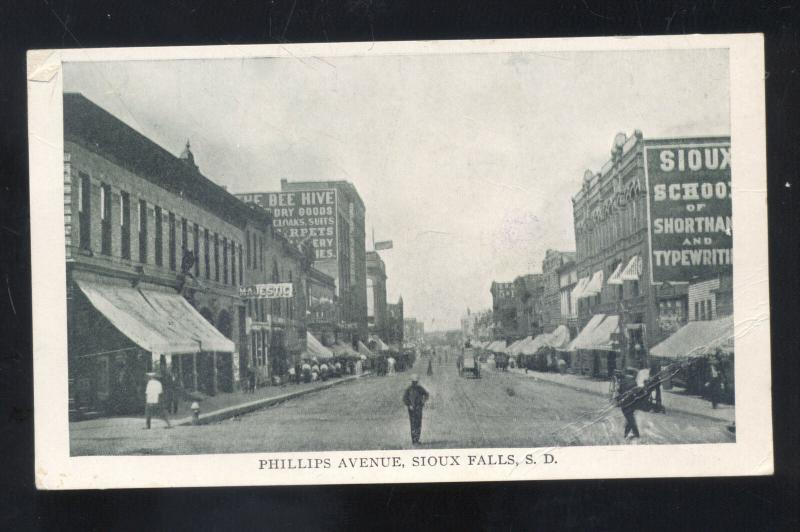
[694, 299, 714, 321]
[78, 172, 243, 287]
[577, 195, 643, 261]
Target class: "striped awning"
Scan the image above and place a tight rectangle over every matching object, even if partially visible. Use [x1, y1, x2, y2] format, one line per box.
[620, 255, 642, 281]
[580, 270, 604, 298]
[607, 261, 625, 285]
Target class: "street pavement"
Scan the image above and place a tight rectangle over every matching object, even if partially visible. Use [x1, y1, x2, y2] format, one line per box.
[71, 350, 734, 455]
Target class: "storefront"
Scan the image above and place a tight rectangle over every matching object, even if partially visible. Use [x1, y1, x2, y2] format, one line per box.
[69, 277, 234, 417]
[568, 314, 621, 377]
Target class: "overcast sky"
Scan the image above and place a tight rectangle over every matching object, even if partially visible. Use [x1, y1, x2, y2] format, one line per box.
[64, 47, 729, 331]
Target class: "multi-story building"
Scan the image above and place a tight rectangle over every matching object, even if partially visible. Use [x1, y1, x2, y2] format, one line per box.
[403, 318, 425, 345]
[366, 251, 388, 341]
[64, 93, 312, 417]
[236, 179, 368, 343]
[305, 266, 339, 347]
[541, 250, 575, 333]
[556, 257, 578, 339]
[570, 131, 731, 374]
[385, 297, 404, 345]
[513, 273, 544, 340]
[490, 281, 517, 341]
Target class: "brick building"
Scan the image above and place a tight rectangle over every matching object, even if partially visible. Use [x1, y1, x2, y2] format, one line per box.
[366, 251, 388, 341]
[385, 297, 404, 345]
[541, 250, 575, 333]
[570, 131, 730, 375]
[513, 274, 544, 340]
[490, 281, 517, 341]
[64, 93, 309, 417]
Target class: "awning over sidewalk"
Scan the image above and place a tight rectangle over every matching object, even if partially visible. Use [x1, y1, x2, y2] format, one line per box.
[566, 314, 606, 351]
[357, 341, 375, 358]
[76, 279, 234, 356]
[303, 332, 333, 360]
[607, 261, 625, 285]
[488, 341, 507, 353]
[580, 270, 604, 298]
[620, 255, 642, 281]
[582, 314, 620, 351]
[650, 316, 734, 359]
[571, 277, 589, 303]
[507, 337, 532, 356]
[331, 341, 358, 358]
[371, 337, 389, 352]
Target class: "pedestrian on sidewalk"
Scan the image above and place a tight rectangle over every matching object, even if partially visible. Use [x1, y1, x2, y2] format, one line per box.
[426, 358, 433, 376]
[615, 369, 642, 440]
[402, 374, 429, 445]
[163, 368, 180, 415]
[144, 372, 172, 429]
[707, 356, 722, 409]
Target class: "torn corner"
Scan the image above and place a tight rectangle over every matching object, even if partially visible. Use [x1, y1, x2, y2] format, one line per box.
[27, 50, 60, 83]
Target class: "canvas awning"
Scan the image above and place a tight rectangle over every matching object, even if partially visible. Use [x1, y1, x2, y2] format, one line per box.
[620, 255, 642, 281]
[650, 316, 734, 359]
[571, 277, 589, 302]
[488, 341, 507, 353]
[507, 337, 531, 356]
[331, 341, 358, 357]
[547, 325, 572, 350]
[371, 337, 390, 352]
[357, 341, 375, 358]
[520, 334, 547, 356]
[583, 314, 620, 351]
[607, 261, 625, 285]
[566, 314, 606, 351]
[76, 279, 234, 358]
[580, 270, 604, 298]
[304, 332, 333, 360]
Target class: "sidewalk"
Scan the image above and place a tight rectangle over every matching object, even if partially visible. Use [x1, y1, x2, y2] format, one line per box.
[508, 367, 734, 423]
[71, 372, 372, 431]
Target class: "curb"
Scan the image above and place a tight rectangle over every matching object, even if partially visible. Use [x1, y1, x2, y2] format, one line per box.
[509, 370, 733, 423]
[175, 372, 371, 426]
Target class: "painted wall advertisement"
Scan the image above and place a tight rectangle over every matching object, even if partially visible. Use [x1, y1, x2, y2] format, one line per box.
[237, 189, 338, 260]
[645, 141, 732, 283]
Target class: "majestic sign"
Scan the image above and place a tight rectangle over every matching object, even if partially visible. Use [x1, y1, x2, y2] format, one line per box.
[239, 283, 294, 299]
[237, 189, 338, 260]
[644, 141, 732, 283]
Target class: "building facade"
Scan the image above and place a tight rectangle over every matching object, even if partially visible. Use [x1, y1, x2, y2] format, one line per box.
[541, 250, 575, 333]
[385, 297, 404, 345]
[236, 179, 368, 343]
[64, 93, 311, 417]
[513, 274, 544, 340]
[571, 131, 731, 373]
[366, 251, 388, 341]
[490, 281, 517, 341]
[557, 258, 578, 338]
[403, 318, 425, 345]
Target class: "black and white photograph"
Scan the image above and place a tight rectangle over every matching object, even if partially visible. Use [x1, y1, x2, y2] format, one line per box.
[28, 35, 771, 488]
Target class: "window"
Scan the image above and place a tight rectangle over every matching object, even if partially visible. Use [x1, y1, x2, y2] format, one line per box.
[631, 280, 640, 298]
[617, 284, 623, 301]
[287, 270, 294, 320]
[271, 261, 280, 316]
[260, 236, 264, 271]
[204, 229, 210, 279]
[79, 172, 91, 250]
[223, 237, 228, 285]
[138, 200, 148, 263]
[706, 299, 713, 321]
[168, 212, 176, 271]
[193, 223, 200, 276]
[100, 183, 112, 256]
[697, 301, 704, 321]
[238, 245, 243, 285]
[120, 192, 131, 259]
[231, 241, 237, 286]
[246, 230, 251, 269]
[154, 206, 163, 266]
[214, 233, 220, 282]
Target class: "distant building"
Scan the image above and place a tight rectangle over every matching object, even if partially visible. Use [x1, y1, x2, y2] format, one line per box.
[541, 250, 575, 333]
[403, 318, 425, 345]
[385, 297, 404, 345]
[513, 273, 544, 339]
[366, 251, 388, 341]
[490, 281, 517, 341]
[556, 257, 578, 338]
[236, 178, 368, 343]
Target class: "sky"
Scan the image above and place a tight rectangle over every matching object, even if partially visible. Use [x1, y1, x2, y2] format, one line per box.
[64, 47, 730, 331]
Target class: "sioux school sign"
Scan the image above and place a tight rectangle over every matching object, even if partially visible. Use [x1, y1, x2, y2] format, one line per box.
[644, 141, 732, 283]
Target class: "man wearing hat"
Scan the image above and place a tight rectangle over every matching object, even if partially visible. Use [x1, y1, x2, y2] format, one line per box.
[144, 372, 172, 429]
[402, 374, 429, 445]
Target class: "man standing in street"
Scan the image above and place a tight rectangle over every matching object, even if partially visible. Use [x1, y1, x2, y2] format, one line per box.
[144, 372, 172, 429]
[616, 369, 641, 440]
[402, 374, 429, 445]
